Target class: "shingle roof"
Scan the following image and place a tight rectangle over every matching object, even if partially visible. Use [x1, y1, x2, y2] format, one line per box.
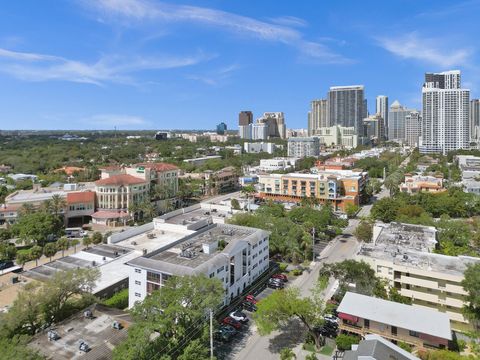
[95, 174, 147, 186]
[337, 292, 452, 340]
[66, 191, 95, 204]
[136, 162, 179, 171]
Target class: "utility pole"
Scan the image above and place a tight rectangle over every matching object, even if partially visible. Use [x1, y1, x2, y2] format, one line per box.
[312, 227, 316, 262]
[209, 309, 214, 359]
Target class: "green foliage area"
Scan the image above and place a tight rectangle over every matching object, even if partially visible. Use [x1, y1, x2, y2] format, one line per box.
[335, 334, 359, 351]
[102, 289, 129, 310]
[0, 268, 99, 339]
[397, 341, 413, 353]
[353, 220, 373, 242]
[280, 348, 296, 360]
[230, 198, 241, 210]
[254, 284, 327, 350]
[418, 349, 478, 360]
[11, 211, 64, 247]
[0, 335, 45, 360]
[461, 262, 480, 322]
[113, 275, 223, 360]
[228, 202, 344, 263]
[355, 151, 404, 178]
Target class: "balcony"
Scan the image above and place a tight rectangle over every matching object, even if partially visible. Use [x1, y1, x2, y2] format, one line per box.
[339, 323, 423, 348]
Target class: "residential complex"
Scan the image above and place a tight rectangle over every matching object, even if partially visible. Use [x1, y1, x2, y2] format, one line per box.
[471, 99, 480, 143]
[203, 167, 238, 196]
[420, 70, 470, 154]
[328, 85, 366, 133]
[455, 154, 480, 194]
[405, 110, 422, 147]
[307, 99, 329, 136]
[399, 173, 445, 194]
[287, 137, 320, 158]
[388, 100, 414, 143]
[315, 125, 358, 149]
[338, 292, 452, 349]
[243, 142, 277, 154]
[357, 221, 480, 331]
[128, 221, 270, 308]
[376, 95, 389, 136]
[363, 114, 385, 144]
[257, 158, 298, 172]
[238, 111, 253, 139]
[344, 334, 420, 360]
[257, 168, 367, 212]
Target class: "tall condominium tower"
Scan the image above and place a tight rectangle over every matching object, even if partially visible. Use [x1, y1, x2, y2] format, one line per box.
[238, 111, 253, 139]
[470, 99, 480, 142]
[376, 95, 389, 137]
[405, 111, 422, 147]
[328, 85, 366, 134]
[420, 70, 470, 154]
[388, 100, 413, 143]
[257, 112, 286, 139]
[307, 99, 329, 136]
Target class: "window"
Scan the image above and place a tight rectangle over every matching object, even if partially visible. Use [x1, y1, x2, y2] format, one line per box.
[135, 280, 141, 285]
[217, 266, 225, 273]
[147, 271, 161, 283]
[135, 292, 141, 297]
[409, 330, 419, 337]
[135, 268, 141, 273]
[209, 272, 215, 278]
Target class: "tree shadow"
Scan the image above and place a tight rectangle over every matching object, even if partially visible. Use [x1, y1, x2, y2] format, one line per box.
[268, 318, 306, 354]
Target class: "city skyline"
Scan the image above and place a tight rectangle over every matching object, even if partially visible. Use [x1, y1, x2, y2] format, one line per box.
[0, 0, 479, 130]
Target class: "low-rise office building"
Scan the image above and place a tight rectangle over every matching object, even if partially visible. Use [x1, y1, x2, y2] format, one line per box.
[258, 158, 298, 172]
[243, 142, 277, 154]
[399, 174, 445, 194]
[316, 125, 358, 149]
[257, 169, 367, 212]
[357, 221, 480, 331]
[127, 222, 270, 308]
[204, 167, 238, 196]
[338, 292, 452, 349]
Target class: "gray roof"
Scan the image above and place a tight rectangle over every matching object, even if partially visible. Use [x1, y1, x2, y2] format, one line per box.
[337, 292, 452, 340]
[343, 334, 420, 360]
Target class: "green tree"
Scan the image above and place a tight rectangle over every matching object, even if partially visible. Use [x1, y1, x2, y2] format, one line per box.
[353, 220, 373, 242]
[371, 197, 402, 223]
[231, 198, 241, 210]
[461, 263, 480, 322]
[177, 339, 211, 360]
[91, 231, 103, 245]
[49, 194, 67, 217]
[254, 285, 327, 350]
[30, 245, 43, 266]
[0, 242, 17, 261]
[82, 236, 92, 249]
[71, 239, 80, 252]
[335, 334, 359, 351]
[345, 203, 359, 219]
[305, 354, 318, 360]
[114, 275, 223, 360]
[18, 203, 35, 217]
[56, 237, 70, 257]
[0, 335, 45, 360]
[280, 348, 296, 360]
[15, 252, 30, 267]
[12, 212, 63, 246]
[43, 242, 57, 262]
[241, 185, 256, 212]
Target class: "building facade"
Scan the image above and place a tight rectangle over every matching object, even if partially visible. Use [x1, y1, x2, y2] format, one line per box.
[316, 125, 358, 149]
[420, 70, 470, 154]
[243, 142, 275, 154]
[363, 114, 385, 144]
[308, 99, 329, 136]
[328, 85, 366, 133]
[388, 100, 412, 142]
[238, 111, 253, 139]
[471, 99, 480, 143]
[287, 137, 320, 158]
[399, 174, 445, 194]
[216, 122, 227, 135]
[376, 95, 389, 137]
[127, 223, 270, 308]
[405, 111, 422, 147]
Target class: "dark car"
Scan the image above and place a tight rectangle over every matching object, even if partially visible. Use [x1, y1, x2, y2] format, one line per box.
[222, 316, 242, 330]
[314, 325, 338, 338]
[214, 325, 237, 342]
[271, 273, 288, 282]
[0, 260, 14, 271]
[267, 278, 284, 289]
[241, 301, 257, 312]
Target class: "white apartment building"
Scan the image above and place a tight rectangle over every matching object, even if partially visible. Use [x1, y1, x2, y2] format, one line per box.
[357, 222, 480, 332]
[420, 70, 470, 154]
[287, 137, 320, 158]
[243, 142, 275, 154]
[258, 158, 298, 172]
[252, 123, 268, 140]
[127, 222, 270, 308]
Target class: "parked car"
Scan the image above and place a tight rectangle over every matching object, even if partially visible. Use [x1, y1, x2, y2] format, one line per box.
[47, 330, 60, 341]
[241, 301, 257, 312]
[222, 316, 242, 330]
[267, 278, 284, 289]
[0, 260, 14, 271]
[314, 325, 337, 338]
[324, 314, 339, 324]
[78, 340, 90, 352]
[214, 325, 237, 342]
[271, 273, 288, 282]
[245, 294, 258, 304]
[229, 310, 248, 323]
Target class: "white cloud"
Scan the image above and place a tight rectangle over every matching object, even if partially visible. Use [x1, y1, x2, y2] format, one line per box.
[0, 47, 211, 85]
[268, 16, 308, 28]
[376, 32, 473, 68]
[186, 63, 241, 86]
[82, 0, 349, 64]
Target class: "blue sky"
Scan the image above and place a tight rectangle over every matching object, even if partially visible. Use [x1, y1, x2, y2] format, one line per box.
[0, 0, 479, 130]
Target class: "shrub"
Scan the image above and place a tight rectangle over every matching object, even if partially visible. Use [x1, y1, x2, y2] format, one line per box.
[102, 289, 129, 309]
[278, 262, 288, 272]
[335, 334, 359, 351]
[291, 268, 303, 276]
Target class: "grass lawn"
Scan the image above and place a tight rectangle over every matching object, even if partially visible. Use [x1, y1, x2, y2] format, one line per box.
[16, 247, 32, 256]
[319, 345, 334, 355]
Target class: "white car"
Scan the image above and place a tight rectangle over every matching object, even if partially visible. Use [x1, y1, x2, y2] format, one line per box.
[229, 310, 248, 323]
[324, 314, 339, 324]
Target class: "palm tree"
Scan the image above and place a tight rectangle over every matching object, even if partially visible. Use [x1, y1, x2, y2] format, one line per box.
[56, 237, 70, 257]
[43, 242, 58, 262]
[50, 194, 66, 217]
[18, 203, 35, 216]
[241, 185, 256, 212]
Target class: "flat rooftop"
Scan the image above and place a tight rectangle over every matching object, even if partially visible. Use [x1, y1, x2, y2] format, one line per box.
[128, 223, 267, 275]
[338, 292, 452, 340]
[29, 304, 132, 360]
[358, 222, 480, 276]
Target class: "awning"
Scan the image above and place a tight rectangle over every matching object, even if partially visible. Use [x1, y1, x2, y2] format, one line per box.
[338, 312, 359, 323]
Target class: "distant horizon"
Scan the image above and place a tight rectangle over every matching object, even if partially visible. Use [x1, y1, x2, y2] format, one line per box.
[0, 1, 479, 130]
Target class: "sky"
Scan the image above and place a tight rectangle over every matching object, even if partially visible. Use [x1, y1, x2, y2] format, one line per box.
[0, 0, 479, 131]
